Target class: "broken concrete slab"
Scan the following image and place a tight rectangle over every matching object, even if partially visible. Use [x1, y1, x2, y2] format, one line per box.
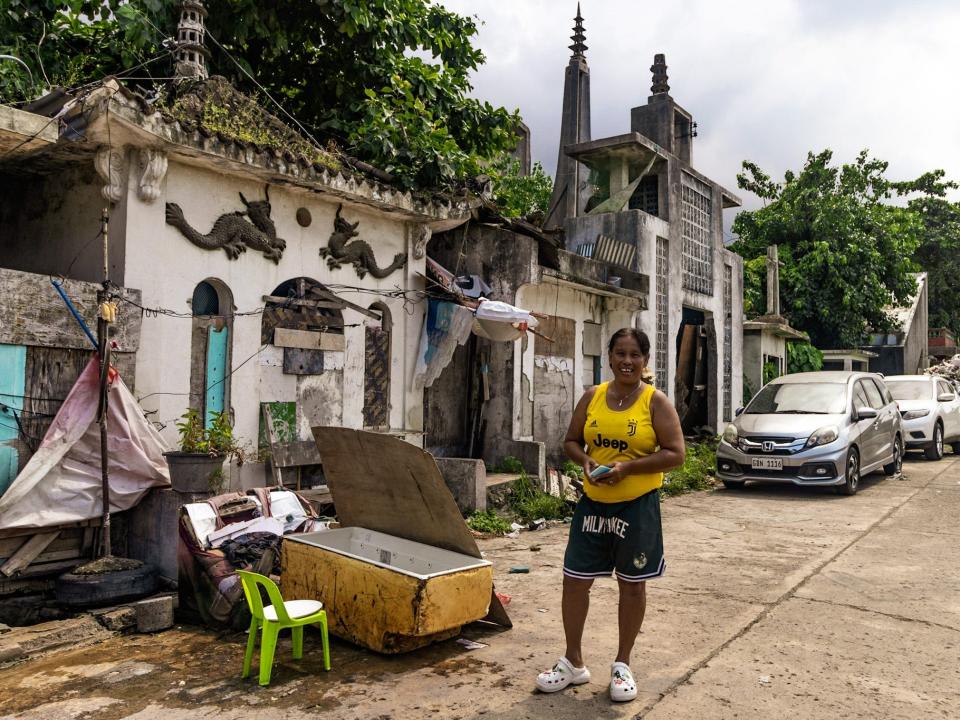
[134, 595, 174, 633]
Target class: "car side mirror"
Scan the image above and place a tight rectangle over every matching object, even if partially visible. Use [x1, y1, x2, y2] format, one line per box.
[938, 392, 956, 402]
[856, 407, 878, 420]
[735, 407, 745, 417]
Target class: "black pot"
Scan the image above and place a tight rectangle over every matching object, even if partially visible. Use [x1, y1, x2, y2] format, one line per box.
[163, 451, 226, 493]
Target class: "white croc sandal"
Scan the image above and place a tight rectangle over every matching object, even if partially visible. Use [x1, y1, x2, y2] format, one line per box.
[610, 662, 638, 702]
[536, 656, 591, 693]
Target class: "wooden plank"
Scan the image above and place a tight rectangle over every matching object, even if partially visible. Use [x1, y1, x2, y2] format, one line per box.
[0, 343, 27, 492]
[0, 518, 100, 541]
[308, 287, 382, 320]
[534, 316, 576, 358]
[262, 296, 346, 310]
[261, 405, 284, 487]
[271, 440, 322, 468]
[0, 268, 141, 351]
[283, 348, 324, 375]
[1, 532, 59, 577]
[312, 427, 510, 628]
[273, 328, 345, 352]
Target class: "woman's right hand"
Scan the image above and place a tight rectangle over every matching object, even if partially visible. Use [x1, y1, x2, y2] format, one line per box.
[582, 457, 599, 483]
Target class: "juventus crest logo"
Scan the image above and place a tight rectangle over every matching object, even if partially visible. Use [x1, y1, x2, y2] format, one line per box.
[627, 419, 638, 437]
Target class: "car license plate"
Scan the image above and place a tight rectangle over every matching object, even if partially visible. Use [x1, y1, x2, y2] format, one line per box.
[751, 457, 783, 470]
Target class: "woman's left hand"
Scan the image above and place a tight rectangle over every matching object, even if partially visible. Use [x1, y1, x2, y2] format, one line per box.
[594, 462, 628, 486]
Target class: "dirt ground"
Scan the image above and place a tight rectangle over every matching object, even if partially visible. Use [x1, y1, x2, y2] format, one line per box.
[1, 453, 958, 720]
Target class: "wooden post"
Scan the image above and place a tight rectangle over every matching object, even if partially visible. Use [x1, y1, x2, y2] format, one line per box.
[97, 208, 111, 558]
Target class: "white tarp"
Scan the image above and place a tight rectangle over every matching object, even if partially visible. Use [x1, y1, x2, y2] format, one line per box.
[0, 357, 171, 529]
[472, 298, 539, 342]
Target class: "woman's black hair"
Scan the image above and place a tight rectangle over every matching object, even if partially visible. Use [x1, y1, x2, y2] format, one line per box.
[608, 327, 651, 355]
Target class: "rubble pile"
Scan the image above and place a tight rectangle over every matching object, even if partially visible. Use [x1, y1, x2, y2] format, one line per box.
[925, 354, 960, 383]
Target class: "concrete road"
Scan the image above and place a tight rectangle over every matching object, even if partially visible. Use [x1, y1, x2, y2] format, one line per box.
[1, 453, 958, 719]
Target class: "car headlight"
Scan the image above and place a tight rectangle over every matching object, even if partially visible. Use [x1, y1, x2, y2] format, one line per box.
[722, 423, 739, 446]
[806, 425, 839, 448]
[902, 409, 930, 420]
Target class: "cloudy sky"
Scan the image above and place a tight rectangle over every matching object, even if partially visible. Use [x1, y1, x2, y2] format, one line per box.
[442, 0, 960, 226]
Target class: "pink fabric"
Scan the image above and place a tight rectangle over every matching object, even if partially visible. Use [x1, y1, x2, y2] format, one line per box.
[0, 357, 170, 529]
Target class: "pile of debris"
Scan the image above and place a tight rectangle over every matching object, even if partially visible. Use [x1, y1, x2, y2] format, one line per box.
[925, 354, 960, 383]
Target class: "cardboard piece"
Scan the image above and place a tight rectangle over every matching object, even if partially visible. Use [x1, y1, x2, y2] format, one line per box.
[311, 426, 511, 628]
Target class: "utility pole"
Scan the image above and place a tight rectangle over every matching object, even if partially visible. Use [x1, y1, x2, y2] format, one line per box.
[96, 207, 113, 557]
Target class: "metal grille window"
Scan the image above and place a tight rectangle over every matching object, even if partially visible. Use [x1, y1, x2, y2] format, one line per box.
[655, 237, 669, 391]
[681, 172, 714, 295]
[723, 264, 733, 421]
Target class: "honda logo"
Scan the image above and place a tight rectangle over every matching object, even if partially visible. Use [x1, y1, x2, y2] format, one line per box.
[761, 441, 775, 452]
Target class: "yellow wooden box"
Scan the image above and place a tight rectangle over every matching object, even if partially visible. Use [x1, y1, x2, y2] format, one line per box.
[282, 527, 493, 653]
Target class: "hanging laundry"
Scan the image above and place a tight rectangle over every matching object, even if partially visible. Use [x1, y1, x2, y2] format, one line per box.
[413, 299, 474, 389]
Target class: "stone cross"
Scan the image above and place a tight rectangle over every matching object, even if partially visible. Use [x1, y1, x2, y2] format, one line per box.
[766, 245, 780, 316]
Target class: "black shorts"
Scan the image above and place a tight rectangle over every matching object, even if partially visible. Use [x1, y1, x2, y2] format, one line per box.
[562, 490, 665, 583]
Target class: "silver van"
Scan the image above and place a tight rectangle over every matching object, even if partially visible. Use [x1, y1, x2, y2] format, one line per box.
[716, 371, 903, 495]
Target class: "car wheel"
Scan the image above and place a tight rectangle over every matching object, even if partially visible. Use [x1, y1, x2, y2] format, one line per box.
[722, 480, 746, 490]
[836, 448, 860, 496]
[924, 424, 944, 461]
[883, 437, 902, 476]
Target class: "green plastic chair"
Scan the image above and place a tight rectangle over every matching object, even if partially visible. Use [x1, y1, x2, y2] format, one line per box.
[235, 570, 331, 686]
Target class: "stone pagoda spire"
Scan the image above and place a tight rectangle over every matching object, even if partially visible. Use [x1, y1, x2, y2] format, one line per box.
[174, 0, 210, 80]
[569, 4, 587, 58]
[651, 53, 669, 95]
[544, 4, 592, 232]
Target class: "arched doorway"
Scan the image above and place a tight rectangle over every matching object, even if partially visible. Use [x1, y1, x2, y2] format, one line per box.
[363, 302, 392, 429]
[189, 279, 233, 428]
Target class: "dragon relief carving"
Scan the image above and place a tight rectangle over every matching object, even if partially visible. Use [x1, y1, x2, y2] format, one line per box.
[165, 186, 286, 263]
[319, 204, 407, 279]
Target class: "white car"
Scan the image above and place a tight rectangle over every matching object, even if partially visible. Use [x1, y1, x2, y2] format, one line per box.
[884, 375, 960, 460]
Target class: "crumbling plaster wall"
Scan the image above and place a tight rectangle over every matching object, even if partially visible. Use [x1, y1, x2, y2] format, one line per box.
[122, 159, 424, 452]
[515, 280, 638, 464]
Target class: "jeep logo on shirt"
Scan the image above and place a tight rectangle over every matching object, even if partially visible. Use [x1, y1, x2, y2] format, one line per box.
[592, 434, 629, 452]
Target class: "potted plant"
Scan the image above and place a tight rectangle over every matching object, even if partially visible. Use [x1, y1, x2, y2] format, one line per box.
[164, 409, 242, 493]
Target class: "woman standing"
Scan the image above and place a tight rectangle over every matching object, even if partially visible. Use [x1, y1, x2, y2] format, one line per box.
[535, 328, 685, 702]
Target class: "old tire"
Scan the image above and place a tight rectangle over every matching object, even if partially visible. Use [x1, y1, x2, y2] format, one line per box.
[883, 437, 903, 476]
[924, 424, 944, 461]
[836, 449, 860, 496]
[56, 564, 158, 608]
[722, 480, 746, 490]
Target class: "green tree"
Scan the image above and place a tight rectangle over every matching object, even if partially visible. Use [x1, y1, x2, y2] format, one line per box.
[0, 0, 520, 189]
[910, 197, 960, 335]
[731, 150, 952, 348]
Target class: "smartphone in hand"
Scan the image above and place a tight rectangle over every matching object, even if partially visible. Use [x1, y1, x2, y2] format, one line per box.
[589, 464, 612, 479]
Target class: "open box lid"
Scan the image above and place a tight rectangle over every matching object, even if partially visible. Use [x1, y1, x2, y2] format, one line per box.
[311, 426, 511, 628]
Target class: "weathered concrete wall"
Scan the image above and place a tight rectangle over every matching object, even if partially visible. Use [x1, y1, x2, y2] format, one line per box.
[122, 159, 425, 455]
[0, 161, 123, 284]
[435, 457, 486, 513]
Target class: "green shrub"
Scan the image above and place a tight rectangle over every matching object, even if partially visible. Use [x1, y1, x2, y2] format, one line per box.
[560, 460, 583, 480]
[662, 439, 718, 497]
[466, 509, 511, 535]
[496, 456, 524, 474]
[509, 472, 569, 522]
[787, 341, 823, 374]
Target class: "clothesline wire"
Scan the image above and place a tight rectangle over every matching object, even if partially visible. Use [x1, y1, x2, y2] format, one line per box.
[136, 342, 268, 404]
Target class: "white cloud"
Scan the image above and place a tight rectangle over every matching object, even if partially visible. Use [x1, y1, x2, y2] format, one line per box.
[442, 0, 960, 214]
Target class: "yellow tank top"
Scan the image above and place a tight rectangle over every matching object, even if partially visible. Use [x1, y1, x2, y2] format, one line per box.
[583, 382, 663, 503]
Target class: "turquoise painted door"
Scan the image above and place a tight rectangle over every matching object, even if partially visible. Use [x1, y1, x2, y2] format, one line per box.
[0, 344, 27, 496]
[205, 326, 228, 428]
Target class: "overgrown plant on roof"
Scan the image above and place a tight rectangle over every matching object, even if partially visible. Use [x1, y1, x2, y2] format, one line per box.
[489, 156, 553, 220]
[1, 0, 520, 190]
